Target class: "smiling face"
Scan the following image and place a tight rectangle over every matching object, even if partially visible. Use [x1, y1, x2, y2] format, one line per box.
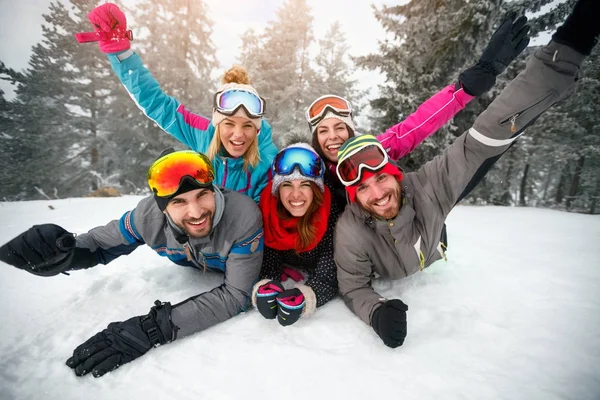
[165, 188, 216, 238]
[218, 116, 258, 158]
[278, 180, 315, 217]
[355, 172, 402, 220]
[316, 118, 350, 163]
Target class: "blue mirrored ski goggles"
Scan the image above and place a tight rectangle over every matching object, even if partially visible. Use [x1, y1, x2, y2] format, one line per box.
[272, 147, 325, 178]
[214, 89, 266, 118]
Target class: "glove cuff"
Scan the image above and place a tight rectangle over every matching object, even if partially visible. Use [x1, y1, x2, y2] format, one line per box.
[458, 63, 497, 97]
[294, 283, 317, 318]
[251, 279, 274, 308]
[146, 300, 176, 345]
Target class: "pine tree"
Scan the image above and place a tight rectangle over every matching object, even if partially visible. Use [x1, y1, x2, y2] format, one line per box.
[239, 0, 316, 147]
[355, 0, 569, 169]
[314, 21, 361, 107]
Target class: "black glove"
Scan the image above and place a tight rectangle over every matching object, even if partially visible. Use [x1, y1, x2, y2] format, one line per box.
[276, 288, 305, 327]
[371, 299, 409, 349]
[0, 224, 77, 276]
[552, 0, 600, 56]
[255, 280, 285, 319]
[459, 13, 530, 96]
[66, 300, 176, 378]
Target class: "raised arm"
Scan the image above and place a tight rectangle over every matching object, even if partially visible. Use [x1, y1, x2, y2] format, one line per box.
[417, 40, 584, 217]
[377, 13, 531, 160]
[78, 3, 213, 152]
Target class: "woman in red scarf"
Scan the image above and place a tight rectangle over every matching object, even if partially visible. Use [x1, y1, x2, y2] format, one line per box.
[251, 143, 342, 327]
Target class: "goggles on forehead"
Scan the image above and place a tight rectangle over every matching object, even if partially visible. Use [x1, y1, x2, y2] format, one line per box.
[305, 95, 353, 127]
[214, 88, 266, 118]
[272, 147, 325, 179]
[147, 150, 215, 198]
[336, 144, 389, 186]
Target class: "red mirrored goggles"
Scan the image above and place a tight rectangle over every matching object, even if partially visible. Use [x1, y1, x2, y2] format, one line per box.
[305, 95, 353, 126]
[147, 151, 215, 198]
[336, 144, 389, 186]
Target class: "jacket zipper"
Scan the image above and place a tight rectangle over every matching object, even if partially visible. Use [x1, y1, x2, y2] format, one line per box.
[499, 92, 554, 134]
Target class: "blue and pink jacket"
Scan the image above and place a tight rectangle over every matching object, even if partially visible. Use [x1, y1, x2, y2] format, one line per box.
[106, 50, 278, 203]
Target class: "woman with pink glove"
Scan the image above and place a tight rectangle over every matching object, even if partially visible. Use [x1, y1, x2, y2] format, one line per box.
[76, 3, 278, 203]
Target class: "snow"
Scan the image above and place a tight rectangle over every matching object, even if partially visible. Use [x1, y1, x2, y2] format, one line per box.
[0, 197, 599, 400]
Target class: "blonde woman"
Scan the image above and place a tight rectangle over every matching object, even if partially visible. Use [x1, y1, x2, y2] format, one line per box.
[79, 3, 277, 202]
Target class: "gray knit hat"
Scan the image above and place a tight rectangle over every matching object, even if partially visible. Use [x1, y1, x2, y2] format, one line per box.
[271, 143, 325, 195]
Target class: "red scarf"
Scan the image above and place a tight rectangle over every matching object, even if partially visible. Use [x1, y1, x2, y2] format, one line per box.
[260, 181, 331, 252]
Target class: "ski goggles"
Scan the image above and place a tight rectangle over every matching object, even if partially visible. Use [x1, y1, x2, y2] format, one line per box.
[213, 88, 266, 118]
[272, 147, 324, 179]
[147, 150, 215, 197]
[306, 95, 353, 126]
[337, 144, 389, 186]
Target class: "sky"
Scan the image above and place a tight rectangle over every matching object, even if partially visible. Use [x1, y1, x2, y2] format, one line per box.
[0, 198, 599, 399]
[0, 0, 400, 101]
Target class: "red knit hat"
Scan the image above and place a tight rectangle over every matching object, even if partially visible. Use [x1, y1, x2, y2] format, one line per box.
[345, 162, 403, 203]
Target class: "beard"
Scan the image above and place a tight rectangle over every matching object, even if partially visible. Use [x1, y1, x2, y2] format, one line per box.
[359, 184, 401, 220]
[181, 211, 213, 238]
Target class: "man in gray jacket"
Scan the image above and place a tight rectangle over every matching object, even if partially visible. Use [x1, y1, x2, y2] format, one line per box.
[0, 150, 264, 377]
[334, 0, 600, 349]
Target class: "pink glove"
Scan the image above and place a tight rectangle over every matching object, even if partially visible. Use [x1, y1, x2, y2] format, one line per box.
[280, 266, 304, 283]
[75, 3, 132, 53]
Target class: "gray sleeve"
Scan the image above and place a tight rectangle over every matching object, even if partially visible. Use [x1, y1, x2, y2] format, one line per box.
[74, 197, 158, 264]
[334, 216, 383, 326]
[170, 206, 264, 338]
[416, 41, 584, 216]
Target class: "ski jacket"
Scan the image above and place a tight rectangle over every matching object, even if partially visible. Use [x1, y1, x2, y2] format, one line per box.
[257, 184, 343, 315]
[325, 84, 474, 208]
[106, 50, 278, 203]
[376, 83, 473, 160]
[75, 188, 264, 338]
[334, 42, 584, 327]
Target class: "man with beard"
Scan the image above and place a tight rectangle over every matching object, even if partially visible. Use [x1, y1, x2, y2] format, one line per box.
[0, 150, 264, 377]
[333, 0, 600, 350]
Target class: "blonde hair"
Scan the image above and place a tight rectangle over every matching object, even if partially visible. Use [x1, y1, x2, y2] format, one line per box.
[207, 124, 260, 170]
[222, 65, 251, 85]
[208, 65, 261, 170]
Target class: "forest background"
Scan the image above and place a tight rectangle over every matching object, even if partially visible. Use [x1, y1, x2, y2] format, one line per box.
[0, 0, 598, 214]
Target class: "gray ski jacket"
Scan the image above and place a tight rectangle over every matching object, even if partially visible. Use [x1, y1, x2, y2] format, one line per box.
[75, 187, 264, 338]
[334, 41, 585, 327]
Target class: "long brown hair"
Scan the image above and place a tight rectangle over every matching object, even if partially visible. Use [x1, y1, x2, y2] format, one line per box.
[276, 181, 324, 251]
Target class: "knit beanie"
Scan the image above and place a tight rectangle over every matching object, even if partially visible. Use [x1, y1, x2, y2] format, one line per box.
[271, 143, 325, 195]
[212, 66, 262, 130]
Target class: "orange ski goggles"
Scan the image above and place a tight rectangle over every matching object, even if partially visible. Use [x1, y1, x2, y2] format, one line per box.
[147, 150, 215, 197]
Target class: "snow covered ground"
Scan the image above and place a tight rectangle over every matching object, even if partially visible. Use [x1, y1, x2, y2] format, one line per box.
[0, 197, 599, 400]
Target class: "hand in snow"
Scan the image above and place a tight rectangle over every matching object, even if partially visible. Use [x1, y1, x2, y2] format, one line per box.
[66, 301, 175, 378]
[255, 280, 285, 320]
[0, 223, 76, 276]
[276, 288, 305, 327]
[371, 299, 408, 349]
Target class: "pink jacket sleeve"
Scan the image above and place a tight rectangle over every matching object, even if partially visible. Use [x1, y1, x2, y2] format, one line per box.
[376, 84, 474, 160]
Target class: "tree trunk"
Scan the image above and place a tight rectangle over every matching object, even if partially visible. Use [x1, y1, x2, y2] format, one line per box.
[589, 173, 600, 214]
[541, 164, 554, 204]
[519, 163, 530, 206]
[554, 166, 570, 206]
[566, 155, 585, 210]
